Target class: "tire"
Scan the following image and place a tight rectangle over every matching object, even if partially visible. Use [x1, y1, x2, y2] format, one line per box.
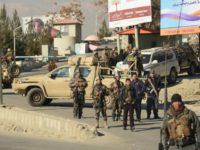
[9, 64, 21, 78]
[105, 96, 113, 109]
[27, 88, 46, 107]
[167, 68, 177, 83]
[187, 63, 196, 76]
[43, 99, 53, 105]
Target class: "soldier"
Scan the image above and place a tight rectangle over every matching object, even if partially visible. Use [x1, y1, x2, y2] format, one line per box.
[48, 60, 57, 72]
[162, 93, 200, 150]
[110, 73, 124, 121]
[69, 70, 88, 119]
[92, 52, 99, 66]
[145, 72, 162, 119]
[91, 77, 109, 128]
[121, 78, 135, 131]
[131, 72, 146, 121]
[5, 48, 13, 65]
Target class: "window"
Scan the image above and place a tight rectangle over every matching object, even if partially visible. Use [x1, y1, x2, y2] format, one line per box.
[152, 53, 159, 61]
[79, 67, 91, 77]
[142, 54, 151, 64]
[157, 52, 165, 62]
[53, 67, 69, 77]
[167, 52, 173, 60]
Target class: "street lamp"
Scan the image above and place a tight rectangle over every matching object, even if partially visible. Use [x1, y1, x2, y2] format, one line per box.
[13, 20, 33, 63]
[0, 50, 3, 104]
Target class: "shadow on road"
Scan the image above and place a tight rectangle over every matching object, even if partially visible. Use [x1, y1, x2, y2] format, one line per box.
[135, 126, 161, 132]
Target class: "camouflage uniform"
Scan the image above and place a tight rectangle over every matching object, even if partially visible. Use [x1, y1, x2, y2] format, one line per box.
[5, 50, 13, 64]
[110, 80, 124, 121]
[121, 84, 135, 131]
[69, 73, 88, 119]
[162, 105, 200, 150]
[92, 81, 109, 128]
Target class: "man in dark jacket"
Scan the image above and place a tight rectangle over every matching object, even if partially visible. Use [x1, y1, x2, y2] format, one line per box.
[162, 93, 200, 150]
[131, 73, 146, 121]
[145, 72, 162, 119]
[122, 78, 136, 131]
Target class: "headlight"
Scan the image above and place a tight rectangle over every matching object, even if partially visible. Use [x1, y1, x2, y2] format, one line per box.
[14, 78, 28, 84]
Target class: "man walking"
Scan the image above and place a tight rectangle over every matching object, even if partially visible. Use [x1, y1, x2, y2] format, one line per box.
[91, 77, 110, 128]
[145, 72, 162, 119]
[162, 93, 200, 150]
[131, 73, 146, 121]
[69, 70, 88, 119]
[122, 78, 135, 131]
[110, 74, 124, 121]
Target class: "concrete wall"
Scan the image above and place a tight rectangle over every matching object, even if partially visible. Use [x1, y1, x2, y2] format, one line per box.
[0, 106, 96, 141]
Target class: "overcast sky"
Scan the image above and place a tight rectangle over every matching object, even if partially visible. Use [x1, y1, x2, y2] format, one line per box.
[0, 0, 106, 38]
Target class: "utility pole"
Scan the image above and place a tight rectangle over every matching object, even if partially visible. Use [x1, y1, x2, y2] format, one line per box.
[0, 50, 3, 105]
[134, 25, 140, 49]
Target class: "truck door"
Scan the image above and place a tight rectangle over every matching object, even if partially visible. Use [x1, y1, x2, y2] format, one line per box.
[44, 67, 71, 98]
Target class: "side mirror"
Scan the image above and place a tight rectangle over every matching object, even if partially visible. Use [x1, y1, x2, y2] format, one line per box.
[152, 60, 158, 64]
[50, 73, 57, 79]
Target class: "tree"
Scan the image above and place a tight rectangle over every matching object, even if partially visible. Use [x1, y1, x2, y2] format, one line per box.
[0, 4, 12, 50]
[97, 19, 112, 39]
[48, 1, 85, 23]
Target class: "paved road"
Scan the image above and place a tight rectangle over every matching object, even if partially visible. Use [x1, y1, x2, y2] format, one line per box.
[0, 132, 104, 150]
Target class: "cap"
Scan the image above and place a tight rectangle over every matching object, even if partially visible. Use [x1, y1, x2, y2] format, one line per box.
[171, 93, 182, 103]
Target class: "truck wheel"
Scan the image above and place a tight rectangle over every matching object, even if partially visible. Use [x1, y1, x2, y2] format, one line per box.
[167, 68, 177, 83]
[9, 64, 21, 78]
[43, 99, 53, 105]
[187, 63, 196, 76]
[105, 96, 113, 109]
[27, 88, 46, 107]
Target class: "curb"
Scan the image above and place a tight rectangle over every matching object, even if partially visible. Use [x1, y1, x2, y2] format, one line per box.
[0, 105, 97, 141]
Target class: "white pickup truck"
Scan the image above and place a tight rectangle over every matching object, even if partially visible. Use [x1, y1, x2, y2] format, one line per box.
[116, 47, 180, 83]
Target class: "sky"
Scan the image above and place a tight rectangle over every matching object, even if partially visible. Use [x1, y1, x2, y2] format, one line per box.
[0, 0, 106, 38]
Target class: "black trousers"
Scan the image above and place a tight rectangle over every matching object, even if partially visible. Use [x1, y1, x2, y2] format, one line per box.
[146, 97, 158, 118]
[134, 98, 142, 120]
[123, 103, 134, 128]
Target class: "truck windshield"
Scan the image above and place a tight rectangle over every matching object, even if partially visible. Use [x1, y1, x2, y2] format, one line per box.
[142, 54, 151, 64]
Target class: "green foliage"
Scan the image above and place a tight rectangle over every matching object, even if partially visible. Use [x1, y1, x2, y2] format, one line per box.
[0, 4, 53, 56]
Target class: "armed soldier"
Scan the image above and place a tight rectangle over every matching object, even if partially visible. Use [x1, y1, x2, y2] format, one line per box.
[145, 71, 162, 119]
[5, 48, 13, 65]
[110, 73, 124, 121]
[121, 78, 136, 131]
[131, 72, 146, 122]
[69, 70, 88, 119]
[162, 93, 200, 150]
[91, 77, 110, 128]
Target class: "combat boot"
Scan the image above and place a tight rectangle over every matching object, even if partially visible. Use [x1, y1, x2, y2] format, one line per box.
[95, 119, 99, 128]
[104, 121, 109, 129]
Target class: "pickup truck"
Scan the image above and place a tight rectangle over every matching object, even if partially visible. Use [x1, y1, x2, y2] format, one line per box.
[12, 58, 127, 107]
